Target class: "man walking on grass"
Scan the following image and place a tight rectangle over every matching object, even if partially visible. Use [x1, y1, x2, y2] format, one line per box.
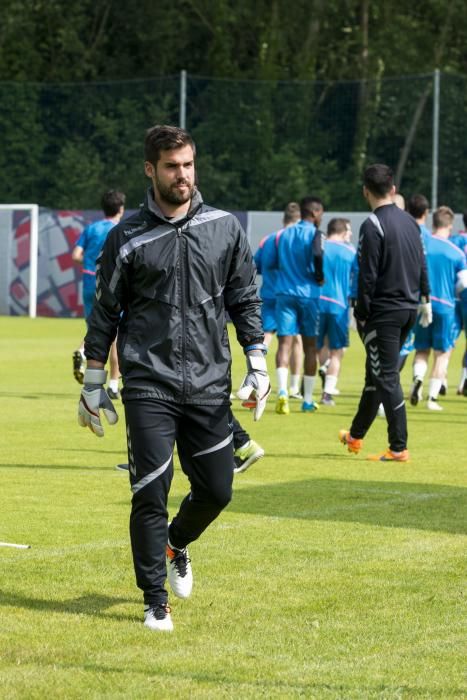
[273, 196, 325, 415]
[339, 163, 430, 462]
[77, 125, 270, 631]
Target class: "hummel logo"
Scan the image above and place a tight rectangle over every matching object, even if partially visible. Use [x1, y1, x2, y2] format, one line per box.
[123, 223, 147, 238]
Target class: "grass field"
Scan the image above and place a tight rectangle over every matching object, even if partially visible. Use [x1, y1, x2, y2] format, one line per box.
[0, 316, 466, 699]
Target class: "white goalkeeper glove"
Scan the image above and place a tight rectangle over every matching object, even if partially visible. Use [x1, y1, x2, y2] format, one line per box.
[455, 269, 467, 296]
[418, 298, 433, 328]
[78, 368, 118, 437]
[236, 352, 271, 421]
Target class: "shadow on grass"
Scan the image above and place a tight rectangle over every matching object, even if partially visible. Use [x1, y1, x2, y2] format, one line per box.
[51, 448, 124, 455]
[0, 464, 121, 472]
[0, 591, 136, 621]
[230, 478, 467, 535]
[0, 391, 76, 399]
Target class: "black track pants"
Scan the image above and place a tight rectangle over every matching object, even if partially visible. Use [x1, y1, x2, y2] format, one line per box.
[230, 409, 250, 451]
[124, 399, 234, 606]
[350, 309, 416, 452]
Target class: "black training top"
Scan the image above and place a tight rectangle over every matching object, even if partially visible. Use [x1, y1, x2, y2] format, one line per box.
[84, 188, 263, 404]
[354, 203, 430, 322]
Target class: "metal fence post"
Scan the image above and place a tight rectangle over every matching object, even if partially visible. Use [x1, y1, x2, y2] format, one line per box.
[180, 70, 187, 129]
[431, 69, 440, 210]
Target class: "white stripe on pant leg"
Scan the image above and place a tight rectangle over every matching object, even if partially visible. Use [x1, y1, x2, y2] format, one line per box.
[394, 400, 405, 411]
[364, 329, 377, 345]
[192, 433, 233, 457]
[131, 454, 173, 494]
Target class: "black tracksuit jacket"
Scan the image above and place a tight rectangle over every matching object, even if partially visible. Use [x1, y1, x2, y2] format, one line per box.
[354, 203, 430, 322]
[84, 188, 263, 404]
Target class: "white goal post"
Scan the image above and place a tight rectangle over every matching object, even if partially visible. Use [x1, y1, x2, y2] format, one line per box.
[0, 204, 39, 318]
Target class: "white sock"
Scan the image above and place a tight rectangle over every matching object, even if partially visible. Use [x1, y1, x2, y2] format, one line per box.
[428, 378, 442, 400]
[413, 360, 427, 381]
[276, 367, 289, 395]
[289, 374, 301, 393]
[303, 375, 316, 403]
[324, 374, 338, 394]
[109, 378, 119, 392]
[458, 367, 467, 390]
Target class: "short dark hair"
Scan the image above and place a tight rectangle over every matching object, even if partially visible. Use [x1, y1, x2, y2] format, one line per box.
[145, 125, 196, 165]
[363, 163, 394, 197]
[101, 190, 126, 217]
[407, 194, 429, 219]
[283, 202, 300, 225]
[300, 196, 324, 220]
[327, 218, 348, 237]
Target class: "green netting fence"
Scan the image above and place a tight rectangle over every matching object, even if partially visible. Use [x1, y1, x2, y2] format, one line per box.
[0, 71, 465, 211]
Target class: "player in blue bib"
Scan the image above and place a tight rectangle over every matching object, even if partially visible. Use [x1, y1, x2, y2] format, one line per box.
[412, 206, 467, 410]
[269, 196, 325, 414]
[254, 202, 304, 398]
[318, 218, 357, 405]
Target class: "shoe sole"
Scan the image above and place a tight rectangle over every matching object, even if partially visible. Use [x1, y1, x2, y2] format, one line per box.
[115, 463, 129, 471]
[144, 622, 173, 632]
[367, 455, 410, 462]
[233, 448, 265, 474]
[143, 617, 174, 632]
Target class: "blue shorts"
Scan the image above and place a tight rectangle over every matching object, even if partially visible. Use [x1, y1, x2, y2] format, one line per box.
[276, 295, 319, 337]
[82, 275, 96, 320]
[414, 311, 457, 352]
[318, 310, 349, 350]
[261, 298, 277, 333]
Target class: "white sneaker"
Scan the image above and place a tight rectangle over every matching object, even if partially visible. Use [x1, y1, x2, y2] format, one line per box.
[377, 403, 385, 417]
[167, 542, 193, 598]
[144, 603, 173, 631]
[233, 439, 265, 474]
[427, 399, 443, 411]
[288, 390, 303, 400]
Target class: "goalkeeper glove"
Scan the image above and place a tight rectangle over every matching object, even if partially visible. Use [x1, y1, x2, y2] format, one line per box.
[455, 269, 467, 295]
[418, 297, 432, 328]
[236, 351, 271, 421]
[78, 368, 118, 437]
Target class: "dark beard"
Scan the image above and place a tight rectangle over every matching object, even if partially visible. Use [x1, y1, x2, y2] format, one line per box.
[155, 176, 194, 205]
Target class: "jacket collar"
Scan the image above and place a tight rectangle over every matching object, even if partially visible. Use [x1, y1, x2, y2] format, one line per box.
[144, 187, 203, 225]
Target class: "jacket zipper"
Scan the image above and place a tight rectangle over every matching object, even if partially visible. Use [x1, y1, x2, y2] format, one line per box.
[177, 227, 187, 401]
